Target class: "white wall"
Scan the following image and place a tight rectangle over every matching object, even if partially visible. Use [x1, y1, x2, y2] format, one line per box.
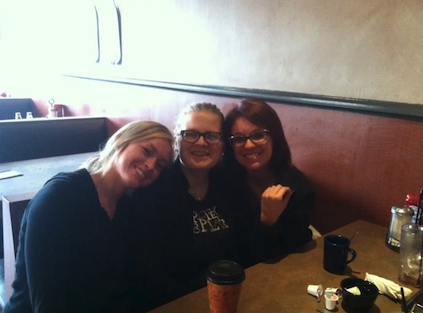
[1, 0, 422, 105]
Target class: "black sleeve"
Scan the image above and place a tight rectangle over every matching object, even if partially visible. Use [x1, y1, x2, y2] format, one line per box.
[22, 183, 75, 313]
[275, 178, 315, 251]
[130, 180, 194, 311]
[246, 166, 316, 263]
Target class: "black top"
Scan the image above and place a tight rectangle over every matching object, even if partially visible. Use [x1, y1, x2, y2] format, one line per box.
[3, 169, 134, 313]
[130, 159, 244, 311]
[231, 164, 316, 267]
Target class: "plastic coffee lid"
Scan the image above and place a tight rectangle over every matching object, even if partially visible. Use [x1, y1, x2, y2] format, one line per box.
[206, 260, 245, 285]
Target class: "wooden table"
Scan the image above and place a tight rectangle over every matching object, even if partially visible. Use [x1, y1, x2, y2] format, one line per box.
[147, 220, 418, 313]
[0, 152, 95, 199]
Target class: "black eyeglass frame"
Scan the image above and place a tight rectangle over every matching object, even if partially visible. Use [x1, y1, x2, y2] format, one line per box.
[228, 129, 270, 147]
[179, 130, 223, 144]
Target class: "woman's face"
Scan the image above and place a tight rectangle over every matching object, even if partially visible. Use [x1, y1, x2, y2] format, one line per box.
[230, 117, 273, 172]
[115, 137, 172, 188]
[177, 111, 223, 170]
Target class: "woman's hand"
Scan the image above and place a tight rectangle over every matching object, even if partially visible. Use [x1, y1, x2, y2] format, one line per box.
[260, 185, 293, 226]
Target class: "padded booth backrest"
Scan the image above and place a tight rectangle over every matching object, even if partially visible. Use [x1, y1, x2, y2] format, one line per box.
[0, 117, 108, 163]
[0, 98, 38, 120]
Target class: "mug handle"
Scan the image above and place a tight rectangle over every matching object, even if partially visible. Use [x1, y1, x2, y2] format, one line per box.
[347, 249, 357, 264]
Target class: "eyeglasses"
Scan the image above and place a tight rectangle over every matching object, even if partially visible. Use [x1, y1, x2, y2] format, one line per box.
[229, 129, 270, 147]
[179, 130, 223, 145]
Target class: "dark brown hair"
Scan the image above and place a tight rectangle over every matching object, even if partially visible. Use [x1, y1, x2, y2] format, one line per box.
[223, 98, 292, 171]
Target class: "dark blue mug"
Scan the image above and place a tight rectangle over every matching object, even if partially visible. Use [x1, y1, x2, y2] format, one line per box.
[324, 234, 357, 274]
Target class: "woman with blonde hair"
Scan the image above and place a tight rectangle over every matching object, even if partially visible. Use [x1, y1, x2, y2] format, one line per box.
[4, 121, 174, 313]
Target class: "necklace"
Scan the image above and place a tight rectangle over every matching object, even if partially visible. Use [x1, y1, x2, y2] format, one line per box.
[189, 190, 206, 201]
[184, 169, 209, 202]
[188, 183, 208, 201]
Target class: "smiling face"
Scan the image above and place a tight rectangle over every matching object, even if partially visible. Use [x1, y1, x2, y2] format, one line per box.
[115, 137, 172, 188]
[176, 111, 223, 170]
[230, 117, 273, 172]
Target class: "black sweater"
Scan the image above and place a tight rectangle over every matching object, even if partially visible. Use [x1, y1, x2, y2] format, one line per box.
[130, 159, 244, 311]
[232, 164, 316, 267]
[4, 169, 134, 313]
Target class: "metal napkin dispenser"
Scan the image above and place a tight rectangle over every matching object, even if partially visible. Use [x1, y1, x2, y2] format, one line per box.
[386, 206, 415, 251]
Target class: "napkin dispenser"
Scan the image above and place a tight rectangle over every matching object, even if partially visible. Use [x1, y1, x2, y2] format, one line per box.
[386, 206, 414, 251]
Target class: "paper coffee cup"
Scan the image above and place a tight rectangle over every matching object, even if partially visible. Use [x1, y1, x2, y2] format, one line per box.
[307, 284, 323, 299]
[325, 293, 338, 311]
[206, 260, 245, 313]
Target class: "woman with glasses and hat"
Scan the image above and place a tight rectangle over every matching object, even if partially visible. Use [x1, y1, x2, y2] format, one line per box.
[223, 98, 316, 267]
[131, 103, 243, 311]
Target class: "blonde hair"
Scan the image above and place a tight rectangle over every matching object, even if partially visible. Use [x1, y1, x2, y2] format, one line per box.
[82, 121, 174, 173]
[174, 102, 224, 136]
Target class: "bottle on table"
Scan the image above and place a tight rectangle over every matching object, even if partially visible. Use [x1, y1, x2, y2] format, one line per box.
[386, 206, 414, 251]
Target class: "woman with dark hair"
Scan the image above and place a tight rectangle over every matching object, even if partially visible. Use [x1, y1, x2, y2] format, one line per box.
[131, 103, 243, 311]
[223, 98, 315, 266]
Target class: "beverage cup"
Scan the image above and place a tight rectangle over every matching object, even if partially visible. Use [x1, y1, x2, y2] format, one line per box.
[398, 223, 423, 287]
[323, 234, 357, 274]
[205, 260, 245, 313]
[307, 284, 323, 300]
[325, 293, 338, 311]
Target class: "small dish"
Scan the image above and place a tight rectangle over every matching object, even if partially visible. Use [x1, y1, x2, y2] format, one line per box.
[340, 278, 379, 312]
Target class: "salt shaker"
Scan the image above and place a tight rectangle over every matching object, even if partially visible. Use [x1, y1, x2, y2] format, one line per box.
[386, 206, 415, 251]
[15, 112, 22, 119]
